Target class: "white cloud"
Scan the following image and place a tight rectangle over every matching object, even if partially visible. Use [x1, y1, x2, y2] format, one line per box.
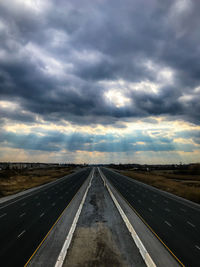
[104, 90, 131, 108]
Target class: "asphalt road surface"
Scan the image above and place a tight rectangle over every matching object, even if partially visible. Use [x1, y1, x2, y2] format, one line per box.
[101, 168, 200, 267]
[0, 167, 91, 267]
[63, 168, 145, 267]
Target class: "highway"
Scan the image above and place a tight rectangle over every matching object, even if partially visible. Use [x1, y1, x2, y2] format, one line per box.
[101, 167, 200, 267]
[0, 167, 91, 267]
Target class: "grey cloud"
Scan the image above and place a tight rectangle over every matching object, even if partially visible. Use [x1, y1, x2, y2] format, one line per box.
[0, 0, 200, 127]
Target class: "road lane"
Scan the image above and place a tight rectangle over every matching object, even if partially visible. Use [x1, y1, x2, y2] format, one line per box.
[0, 167, 91, 267]
[62, 168, 146, 267]
[101, 167, 200, 267]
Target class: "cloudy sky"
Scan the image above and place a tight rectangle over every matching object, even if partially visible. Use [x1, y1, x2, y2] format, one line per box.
[0, 0, 200, 164]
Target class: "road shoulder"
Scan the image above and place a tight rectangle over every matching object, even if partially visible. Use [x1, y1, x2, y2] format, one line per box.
[63, 169, 145, 267]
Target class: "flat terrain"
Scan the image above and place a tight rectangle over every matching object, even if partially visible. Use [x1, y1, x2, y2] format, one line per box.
[119, 169, 200, 204]
[63, 168, 145, 267]
[0, 167, 75, 197]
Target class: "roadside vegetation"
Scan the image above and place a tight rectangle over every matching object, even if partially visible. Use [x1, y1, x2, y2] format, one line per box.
[0, 167, 75, 197]
[116, 164, 200, 204]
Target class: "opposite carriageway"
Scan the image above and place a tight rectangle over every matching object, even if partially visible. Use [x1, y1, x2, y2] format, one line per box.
[0, 168, 91, 267]
[101, 167, 200, 267]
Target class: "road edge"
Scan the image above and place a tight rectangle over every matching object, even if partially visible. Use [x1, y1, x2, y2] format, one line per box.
[0, 168, 85, 207]
[26, 168, 94, 267]
[98, 167, 182, 267]
[55, 168, 94, 267]
[111, 168, 200, 211]
[98, 167, 156, 267]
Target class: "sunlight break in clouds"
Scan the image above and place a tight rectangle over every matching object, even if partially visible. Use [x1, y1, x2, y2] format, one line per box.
[105, 90, 131, 108]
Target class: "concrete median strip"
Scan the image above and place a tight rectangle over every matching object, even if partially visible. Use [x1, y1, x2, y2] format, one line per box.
[98, 167, 156, 267]
[55, 168, 94, 267]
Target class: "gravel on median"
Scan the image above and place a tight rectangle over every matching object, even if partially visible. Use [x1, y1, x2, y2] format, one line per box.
[63, 168, 146, 267]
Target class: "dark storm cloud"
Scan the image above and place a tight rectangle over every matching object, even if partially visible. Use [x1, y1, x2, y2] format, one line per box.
[0, 0, 200, 126]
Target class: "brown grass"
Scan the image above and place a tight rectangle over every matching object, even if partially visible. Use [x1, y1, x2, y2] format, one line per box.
[120, 170, 200, 204]
[0, 167, 75, 197]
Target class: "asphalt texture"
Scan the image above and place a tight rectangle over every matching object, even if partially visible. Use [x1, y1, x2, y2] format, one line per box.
[63, 168, 145, 267]
[0, 167, 91, 267]
[101, 167, 200, 267]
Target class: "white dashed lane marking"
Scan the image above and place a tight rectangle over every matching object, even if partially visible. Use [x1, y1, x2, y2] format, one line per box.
[195, 245, 200, 250]
[165, 221, 172, 227]
[187, 221, 195, 228]
[40, 212, 45, 217]
[18, 230, 26, 238]
[0, 213, 7, 218]
[19, 212, 26, 218]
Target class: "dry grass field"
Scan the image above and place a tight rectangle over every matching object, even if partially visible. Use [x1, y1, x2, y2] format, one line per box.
[120, 166, 200, 204]
[0, 167, 75, 197]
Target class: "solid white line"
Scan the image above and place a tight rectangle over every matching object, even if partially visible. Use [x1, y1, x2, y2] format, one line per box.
[98, 168, 156, 267]
[187, 221, 195, 228]
[55, 168, 94, 267]
[165, 221, 172, 227]
[195, 245, 200, 250]
[20, 212, 26, 217]
[0, 213, 7, 218]
[18, 230, 26, 238]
